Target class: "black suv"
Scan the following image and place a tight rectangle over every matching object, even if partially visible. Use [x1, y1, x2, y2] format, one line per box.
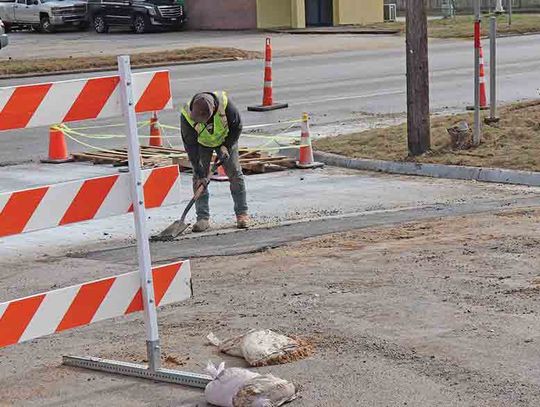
[87, 0, 186, 34]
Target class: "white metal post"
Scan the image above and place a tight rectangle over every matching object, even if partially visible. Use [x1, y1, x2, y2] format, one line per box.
[117, 55, 161, 372]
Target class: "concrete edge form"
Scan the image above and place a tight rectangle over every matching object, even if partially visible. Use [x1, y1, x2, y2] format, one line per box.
[313, 151, 540, 187]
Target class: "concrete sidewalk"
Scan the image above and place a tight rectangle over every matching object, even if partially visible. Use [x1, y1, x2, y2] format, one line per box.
[1, 162, 538, 263]
[0, 30, 406, 61]
[267, 26, 400, 35]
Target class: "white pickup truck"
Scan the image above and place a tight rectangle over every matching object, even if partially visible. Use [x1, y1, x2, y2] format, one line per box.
[0, 0, 87, 33]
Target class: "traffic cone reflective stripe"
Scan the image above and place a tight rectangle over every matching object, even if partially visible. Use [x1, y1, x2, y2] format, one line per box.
[296, 113, 324, 169]
[149, 112, 163, 147]
[41, 126, 72, 164]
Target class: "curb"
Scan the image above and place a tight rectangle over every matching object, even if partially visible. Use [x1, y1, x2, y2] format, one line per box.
[314, 151, 540, 187]
[0, 57, 242, 80]
[266, 28, 400, 35]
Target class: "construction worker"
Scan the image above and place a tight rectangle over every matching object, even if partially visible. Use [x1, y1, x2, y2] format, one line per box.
[180, 91, 249, 232]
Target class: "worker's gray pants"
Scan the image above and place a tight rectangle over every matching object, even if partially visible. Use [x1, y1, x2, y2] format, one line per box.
[192, 144, 248, 221]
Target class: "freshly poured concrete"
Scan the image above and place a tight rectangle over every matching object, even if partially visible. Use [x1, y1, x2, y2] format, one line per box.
[1, 163, 538, 262]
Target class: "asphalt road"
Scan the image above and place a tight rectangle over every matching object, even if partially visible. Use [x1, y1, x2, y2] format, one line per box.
[1, 33, 540, 164]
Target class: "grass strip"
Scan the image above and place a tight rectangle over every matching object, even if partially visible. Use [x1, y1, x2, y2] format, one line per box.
[314, 100, 540, 172]
[0, 47, 260, 76]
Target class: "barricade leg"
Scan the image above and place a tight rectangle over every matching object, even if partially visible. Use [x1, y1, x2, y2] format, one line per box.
[63, 356, 212, 388]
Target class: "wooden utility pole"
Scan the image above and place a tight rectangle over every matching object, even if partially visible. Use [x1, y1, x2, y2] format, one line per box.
[406, 0, 431, 156]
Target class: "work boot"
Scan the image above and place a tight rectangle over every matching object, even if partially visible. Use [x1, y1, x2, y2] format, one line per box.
[192, 219, 210, 233]
[236, 214, 250, 229]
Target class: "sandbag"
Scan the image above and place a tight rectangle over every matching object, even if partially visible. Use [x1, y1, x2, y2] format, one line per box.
[208, 329, 313, 367]
[233, 374, 297, 407]
[204, 362, 259, 407]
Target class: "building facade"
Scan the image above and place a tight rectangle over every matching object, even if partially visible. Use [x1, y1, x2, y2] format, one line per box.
[185, 0, 384, 30]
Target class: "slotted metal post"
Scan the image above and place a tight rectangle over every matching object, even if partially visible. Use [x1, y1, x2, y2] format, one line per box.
[488, 16, 499, 123]
[117, 55, 161, 371]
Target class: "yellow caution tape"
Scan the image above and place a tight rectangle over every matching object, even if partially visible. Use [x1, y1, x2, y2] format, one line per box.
[53, 115, 307, 158]
[63, 128, 306, 157]
[243, 119, 303, 130]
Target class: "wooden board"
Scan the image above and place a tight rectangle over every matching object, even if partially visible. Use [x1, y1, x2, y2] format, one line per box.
[72, 146, 297, 174]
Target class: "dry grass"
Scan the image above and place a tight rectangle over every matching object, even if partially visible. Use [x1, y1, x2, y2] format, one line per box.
[0, 47, 260, 76]
[365, 14, 540, 39]
[314, 100, 540, 172]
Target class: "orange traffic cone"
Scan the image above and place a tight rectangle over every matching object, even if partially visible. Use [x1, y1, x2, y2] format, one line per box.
[467, 32, 489, 111]
[479, 45, 488, 109]
[297, 113, 324, 169]
[41, 126, 72, 164]
[248, 38, 288, 112]
[149, 112, 163, 147]
[211, 164, 229, 182]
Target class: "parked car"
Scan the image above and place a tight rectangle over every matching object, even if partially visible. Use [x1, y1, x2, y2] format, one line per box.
[0, 0, 87, 33]
[0, 18, 7, 48]
[87, 0, 186, 34]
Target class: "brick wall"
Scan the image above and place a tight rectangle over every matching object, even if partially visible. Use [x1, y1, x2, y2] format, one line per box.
[184, 0, 257, 30]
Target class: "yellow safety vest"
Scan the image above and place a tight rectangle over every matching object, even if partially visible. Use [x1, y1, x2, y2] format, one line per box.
[181, 91, 229, 148]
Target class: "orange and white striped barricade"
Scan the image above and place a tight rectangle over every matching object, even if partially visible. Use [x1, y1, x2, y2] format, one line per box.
[0, 70, 171, 131]
[0, 68, 172, 161]
[0, 165, 180, 237]
[0, 56, 212, 388]
[0, 261, 190, 348]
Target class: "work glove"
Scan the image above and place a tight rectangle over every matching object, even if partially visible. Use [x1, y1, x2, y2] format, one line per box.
[217, 145, 230, 163]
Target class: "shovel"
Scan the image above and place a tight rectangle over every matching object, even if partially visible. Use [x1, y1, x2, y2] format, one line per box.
[151, 156, 223, 242]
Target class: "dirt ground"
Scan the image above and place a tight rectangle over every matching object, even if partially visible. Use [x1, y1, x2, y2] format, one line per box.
[315, 100, 540, 172]
[1, 206, 539, 406]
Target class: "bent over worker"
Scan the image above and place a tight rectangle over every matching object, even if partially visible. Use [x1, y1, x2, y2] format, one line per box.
[180, 91, 249, 232]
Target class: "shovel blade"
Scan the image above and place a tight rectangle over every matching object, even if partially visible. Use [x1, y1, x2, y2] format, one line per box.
[151, 220, 190, 242]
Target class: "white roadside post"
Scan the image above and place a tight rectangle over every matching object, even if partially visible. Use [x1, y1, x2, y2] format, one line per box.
[61, 56, 212, 388]
[118, 55, 161, 371]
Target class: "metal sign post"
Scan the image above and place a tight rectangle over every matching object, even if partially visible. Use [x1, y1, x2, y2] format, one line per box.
[487, 16, 499, 123]
[62, 56, 212, 388]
